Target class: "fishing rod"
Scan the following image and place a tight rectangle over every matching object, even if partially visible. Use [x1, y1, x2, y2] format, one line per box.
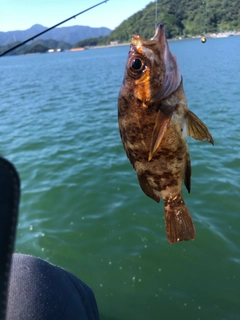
[0, 0, 109, 57]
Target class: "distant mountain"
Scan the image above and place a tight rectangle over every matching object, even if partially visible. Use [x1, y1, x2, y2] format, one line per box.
[0, 39, 73, 56]
[23, 39, 72, 53]
[0, 24, 112, 46]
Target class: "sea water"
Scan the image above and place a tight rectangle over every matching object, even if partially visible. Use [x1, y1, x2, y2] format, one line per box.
[0, 35, 240, 320]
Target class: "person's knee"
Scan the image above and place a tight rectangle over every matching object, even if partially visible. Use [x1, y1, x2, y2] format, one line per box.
[7, 253, 99, 320]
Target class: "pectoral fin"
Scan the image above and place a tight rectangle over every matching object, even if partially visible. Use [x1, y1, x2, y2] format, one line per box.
[186, 110, 214, 145]
[148, 107, 174, 161]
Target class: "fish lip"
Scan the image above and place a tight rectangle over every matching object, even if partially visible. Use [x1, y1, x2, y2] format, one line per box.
[151, 24, 169, 53]
[151, 23, 165, 42]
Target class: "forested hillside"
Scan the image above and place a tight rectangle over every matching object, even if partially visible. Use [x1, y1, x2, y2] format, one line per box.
[110, 0, 239, 40]
[75, 0, 240, 46]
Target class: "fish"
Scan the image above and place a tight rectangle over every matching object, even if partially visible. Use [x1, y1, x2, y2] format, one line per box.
[118, 24, 214, 244]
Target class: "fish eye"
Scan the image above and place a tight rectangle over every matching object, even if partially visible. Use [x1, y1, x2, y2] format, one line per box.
[128, 56, 146, 78]
[131, 58, 142, 70]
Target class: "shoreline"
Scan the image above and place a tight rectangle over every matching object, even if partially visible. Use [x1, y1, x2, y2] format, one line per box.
[2, 32, 239, 57]
[84, 32, 240, 50]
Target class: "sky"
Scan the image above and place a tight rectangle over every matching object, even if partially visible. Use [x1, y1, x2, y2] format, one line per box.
[0, 0, 154, 32]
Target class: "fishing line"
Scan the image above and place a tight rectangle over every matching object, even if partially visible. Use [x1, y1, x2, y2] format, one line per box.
[0, 0, 109, 57]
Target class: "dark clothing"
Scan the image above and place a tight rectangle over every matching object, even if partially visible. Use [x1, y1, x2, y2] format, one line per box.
[0, 157, 99, 320]
[6, 254, 99, 320]
[0, 157, 20, 320]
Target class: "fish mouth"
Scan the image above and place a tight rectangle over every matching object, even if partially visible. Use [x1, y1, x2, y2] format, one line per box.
[151, 24, 182, 100]
[151, 24, 176, 69]
[131, 24, 166, 47]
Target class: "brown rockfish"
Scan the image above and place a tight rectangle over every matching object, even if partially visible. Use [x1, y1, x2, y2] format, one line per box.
[118, 24, 214, 244]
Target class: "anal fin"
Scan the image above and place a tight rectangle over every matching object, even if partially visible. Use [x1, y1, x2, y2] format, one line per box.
[186, 110, 214, 145]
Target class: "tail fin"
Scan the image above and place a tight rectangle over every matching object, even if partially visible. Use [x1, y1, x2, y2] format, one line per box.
[164, 197, 195, 244]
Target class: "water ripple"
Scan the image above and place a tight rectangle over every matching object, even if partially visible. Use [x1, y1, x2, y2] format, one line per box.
[1, 38, 240, 320]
